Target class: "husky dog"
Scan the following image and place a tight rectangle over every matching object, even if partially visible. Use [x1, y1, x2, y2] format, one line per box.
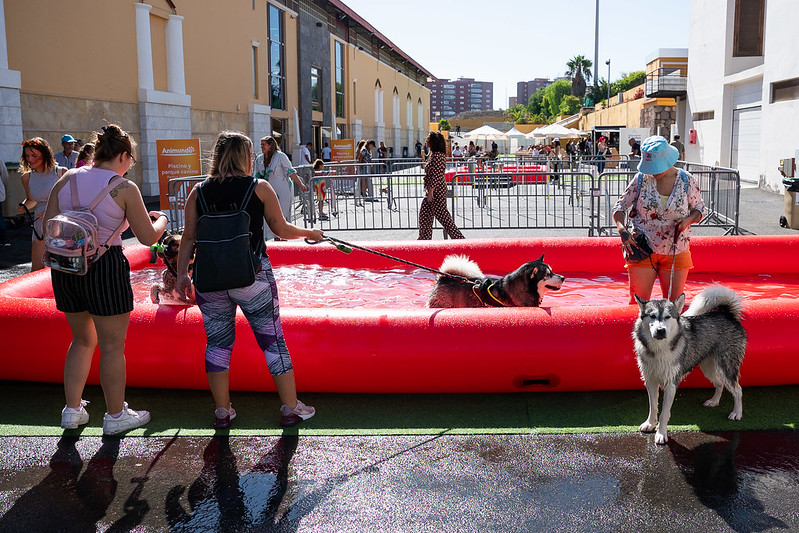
[427, 254, 565, 308]
[634, 285, 746, 444]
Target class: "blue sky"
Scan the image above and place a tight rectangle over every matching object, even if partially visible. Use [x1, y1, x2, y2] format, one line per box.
[341, 0, 690, 109]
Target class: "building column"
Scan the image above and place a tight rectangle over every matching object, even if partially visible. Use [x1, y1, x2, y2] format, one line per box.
[249, 103, 271, 146]
[0, 0, 23, 166]
[134, 3, 191, 197]
[165, 14, 186, 95]
[134, 2, 154, 92]
[352, 119, 362, 143]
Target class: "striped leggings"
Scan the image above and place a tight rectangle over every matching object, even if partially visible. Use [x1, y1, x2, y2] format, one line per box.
[418, 197, 465, 240]
[195, 257, 293, 376]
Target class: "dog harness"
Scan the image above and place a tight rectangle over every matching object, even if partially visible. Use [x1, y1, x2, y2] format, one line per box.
[472, 279, 508, 307]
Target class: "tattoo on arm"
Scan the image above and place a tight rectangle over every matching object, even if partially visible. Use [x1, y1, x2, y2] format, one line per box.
[109, 181, 129, 198]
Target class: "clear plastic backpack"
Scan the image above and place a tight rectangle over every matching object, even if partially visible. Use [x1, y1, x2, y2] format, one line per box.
[43, 175, 126, 275]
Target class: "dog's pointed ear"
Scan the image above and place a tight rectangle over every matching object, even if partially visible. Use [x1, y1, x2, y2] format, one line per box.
[673, 293, 686, 313]
[536, 253, 544, 262]
[634, 294, 647, 313]
[530, 267, 538, 279]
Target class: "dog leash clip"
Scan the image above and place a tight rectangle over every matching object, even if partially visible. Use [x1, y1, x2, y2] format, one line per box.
[305, 236, 352, 254]
[149, 243, 165, 264]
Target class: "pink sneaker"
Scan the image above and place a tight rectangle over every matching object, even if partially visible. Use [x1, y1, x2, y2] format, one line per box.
[214, 405, 237, 429]
[279, 400, 315, 427]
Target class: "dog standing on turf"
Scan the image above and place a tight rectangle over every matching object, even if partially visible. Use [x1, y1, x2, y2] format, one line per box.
[633, 285, 746, 445]
[427, 254, 564, 308]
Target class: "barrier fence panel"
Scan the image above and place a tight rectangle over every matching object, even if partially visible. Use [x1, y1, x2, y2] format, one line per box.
[682, 165, 741, 234]
[593, 166, 741, 236]
[166, 175, 204, 233]
[448, 171, 596, 233]
[165, 162, 739, 236]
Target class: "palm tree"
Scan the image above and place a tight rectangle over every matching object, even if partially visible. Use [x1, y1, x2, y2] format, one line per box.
[566, 55, 593, 98]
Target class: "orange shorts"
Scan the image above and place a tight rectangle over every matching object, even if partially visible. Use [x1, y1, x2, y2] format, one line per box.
[626, 250, 693, 270]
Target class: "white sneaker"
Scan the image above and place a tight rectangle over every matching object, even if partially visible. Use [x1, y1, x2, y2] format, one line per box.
[103, 402, 151, 435]
[61, 399, 90, 429]
[279, 399, 315, 427]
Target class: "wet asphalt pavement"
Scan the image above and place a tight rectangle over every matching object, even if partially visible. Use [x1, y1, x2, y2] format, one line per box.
[0, 432, 798, 532]
[2, 186, 798, 531]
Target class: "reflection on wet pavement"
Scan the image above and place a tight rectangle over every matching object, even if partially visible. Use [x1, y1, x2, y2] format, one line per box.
[0, 431, 797, 531]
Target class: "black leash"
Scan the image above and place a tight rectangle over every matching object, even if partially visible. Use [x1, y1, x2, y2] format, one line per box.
[667, 223, 682, 299]
[305, 235, 475, 285]
[20, 203, 43, 240]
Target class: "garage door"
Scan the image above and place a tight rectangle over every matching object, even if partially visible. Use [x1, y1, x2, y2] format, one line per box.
[731, 106, 761, 183]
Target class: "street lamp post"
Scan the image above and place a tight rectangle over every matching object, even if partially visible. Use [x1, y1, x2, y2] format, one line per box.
[605, 59, 611, 103]
[594, 0, 599, 88]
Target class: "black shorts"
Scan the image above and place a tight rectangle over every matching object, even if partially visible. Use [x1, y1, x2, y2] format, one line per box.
[52, 246, 134, 316]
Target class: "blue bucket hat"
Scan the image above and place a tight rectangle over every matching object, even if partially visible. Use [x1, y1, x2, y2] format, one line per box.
[61, 134, 77, 143]
[637, 135, 680, 175]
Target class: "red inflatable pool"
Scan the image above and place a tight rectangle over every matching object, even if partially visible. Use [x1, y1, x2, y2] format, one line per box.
[1, 236, 798, 393]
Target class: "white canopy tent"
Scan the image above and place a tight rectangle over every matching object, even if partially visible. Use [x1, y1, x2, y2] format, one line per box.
[462, 125, 509, 153]
[503, 126, 529, 152]
[527, 124, 586, 139]
[462, 125, 507, 141]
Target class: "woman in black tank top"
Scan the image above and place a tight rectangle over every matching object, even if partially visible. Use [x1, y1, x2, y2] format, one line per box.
[177, 131, 324, 429]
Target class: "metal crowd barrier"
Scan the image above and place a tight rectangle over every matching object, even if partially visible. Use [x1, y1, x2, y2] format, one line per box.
[165, 161, 740, 236]
[593, 165, 741, 236]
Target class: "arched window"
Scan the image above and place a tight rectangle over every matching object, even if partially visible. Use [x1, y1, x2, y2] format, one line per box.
[392, 87, 400, 125]
[374, 80, 384, 124]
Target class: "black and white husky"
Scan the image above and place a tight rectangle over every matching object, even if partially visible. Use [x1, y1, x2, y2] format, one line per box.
[427, 254, 565, 308]
[634, 285, 746, 444]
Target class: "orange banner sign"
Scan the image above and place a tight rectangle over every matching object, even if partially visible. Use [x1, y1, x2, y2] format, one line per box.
[156, 139, 202, 209]
[331, 139, 355, 162]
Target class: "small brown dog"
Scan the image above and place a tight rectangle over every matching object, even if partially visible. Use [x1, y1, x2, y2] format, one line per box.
[150, 234, 194, 305]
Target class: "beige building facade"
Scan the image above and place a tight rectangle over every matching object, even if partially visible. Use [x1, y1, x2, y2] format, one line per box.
[1, 0, 432, 203]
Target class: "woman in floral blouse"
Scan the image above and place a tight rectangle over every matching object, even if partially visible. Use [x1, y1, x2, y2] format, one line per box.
[612, 136, 705, 304]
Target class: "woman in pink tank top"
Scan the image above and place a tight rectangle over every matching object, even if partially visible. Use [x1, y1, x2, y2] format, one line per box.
[42, 124, 169, 436]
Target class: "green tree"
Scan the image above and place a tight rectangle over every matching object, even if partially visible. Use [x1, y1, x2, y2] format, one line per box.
[565, 55, 593, 98]
[529, 113, 547, 124]
[438, 118, 451, 131]
[614, 71, 646, 93]
[505, 104, 529, 124]
[559, 95, 582, 116]
[542, 79, 572, 119]
[527, 89, 546, 117]
[587, 79, 610, 106]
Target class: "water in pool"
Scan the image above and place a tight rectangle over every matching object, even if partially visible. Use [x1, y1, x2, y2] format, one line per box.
[131, 265, 799, 309]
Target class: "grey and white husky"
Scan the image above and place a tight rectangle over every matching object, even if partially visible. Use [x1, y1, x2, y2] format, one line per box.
[633, 285, 746, 445]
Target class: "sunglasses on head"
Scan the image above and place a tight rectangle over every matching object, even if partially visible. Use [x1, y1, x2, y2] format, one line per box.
[21, 140, 42, 148]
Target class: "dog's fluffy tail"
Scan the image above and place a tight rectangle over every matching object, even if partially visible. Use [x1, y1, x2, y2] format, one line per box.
[683, 285, 743, 320]
[439, 254, 483, 279]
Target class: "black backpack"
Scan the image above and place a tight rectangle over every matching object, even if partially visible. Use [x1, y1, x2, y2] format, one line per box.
[192, 178, 261, 293]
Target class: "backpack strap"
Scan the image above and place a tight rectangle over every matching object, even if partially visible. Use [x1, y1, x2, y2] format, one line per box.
[677, 168, 690, 194]
[88, 175, 126, 211]
[627, 172, 644, 222]
[69, 173, 81, 209]
[90, 175, 128, 252]
[196, 177, 212, 213]
[196, 177, 257, 214]
[239, 178, 258, 211]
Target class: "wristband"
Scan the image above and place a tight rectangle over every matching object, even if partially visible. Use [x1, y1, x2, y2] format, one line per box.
[151, 211, 169, 223]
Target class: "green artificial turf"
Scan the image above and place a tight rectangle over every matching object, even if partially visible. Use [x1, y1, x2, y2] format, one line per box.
[0, 380, 796, 437]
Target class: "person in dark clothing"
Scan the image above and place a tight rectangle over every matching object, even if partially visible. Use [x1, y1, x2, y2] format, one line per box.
[177, 131, 324, 429]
